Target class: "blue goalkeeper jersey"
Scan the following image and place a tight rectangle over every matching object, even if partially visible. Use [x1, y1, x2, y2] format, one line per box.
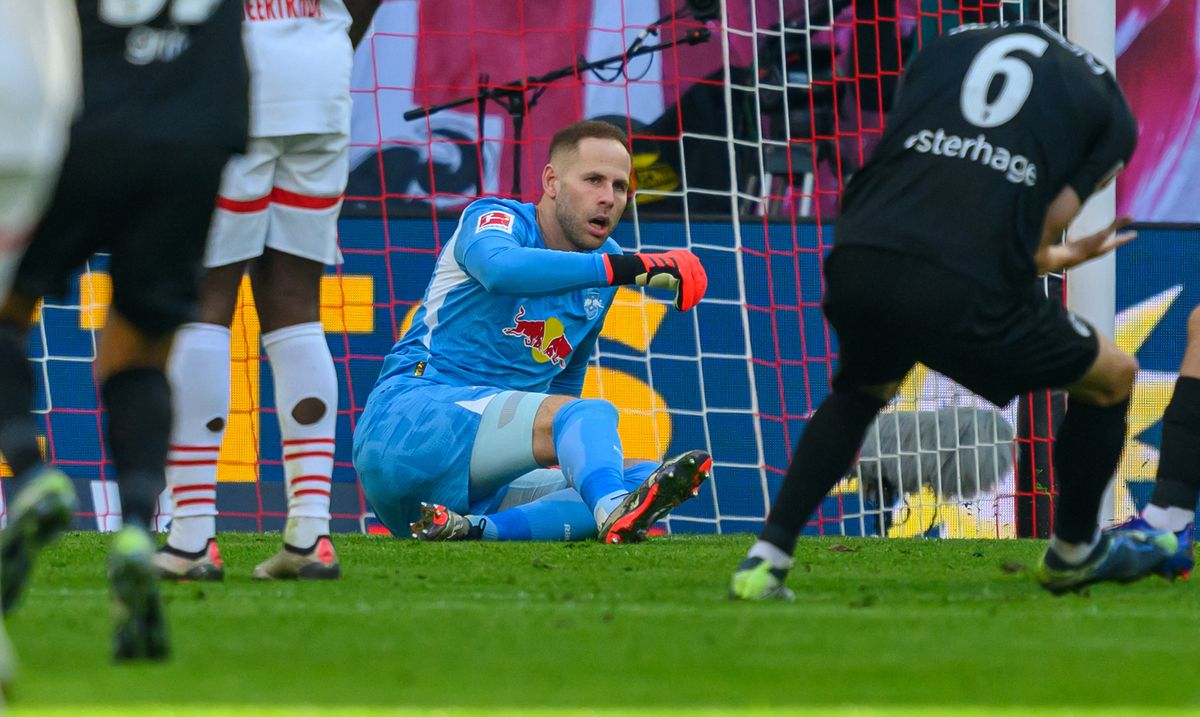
[376, 198, 621, 397]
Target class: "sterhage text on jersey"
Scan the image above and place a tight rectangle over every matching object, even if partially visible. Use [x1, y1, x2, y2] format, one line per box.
[902, 128, 1037, 186]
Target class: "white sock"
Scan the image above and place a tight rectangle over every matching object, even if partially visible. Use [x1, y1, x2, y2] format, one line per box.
[1048, 529, 1101, 566]
[1142, 504, 1194, 533]
[593, 490, 627, 526]
[749, 540, 794, 570]
[263, 322, 336, 549]
[164, 323, 230, 553]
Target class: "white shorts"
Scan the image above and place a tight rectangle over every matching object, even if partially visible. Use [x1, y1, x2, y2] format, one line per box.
[204, 133, 349, 268]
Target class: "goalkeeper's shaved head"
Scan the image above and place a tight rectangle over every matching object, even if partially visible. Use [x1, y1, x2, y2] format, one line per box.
[548, 120, 630, 163]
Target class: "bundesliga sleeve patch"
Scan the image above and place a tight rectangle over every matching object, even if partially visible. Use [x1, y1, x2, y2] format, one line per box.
[476, 211, 515, 234]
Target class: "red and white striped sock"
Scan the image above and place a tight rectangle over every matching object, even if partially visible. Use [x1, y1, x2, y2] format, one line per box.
[164, 322, 230, 553]
[264, 322, 336, 549]
[281, 437, 334, 547]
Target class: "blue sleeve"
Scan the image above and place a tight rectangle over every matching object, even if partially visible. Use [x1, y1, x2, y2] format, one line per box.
[548, 305, 610, 397]
[456, 230, 610, 297]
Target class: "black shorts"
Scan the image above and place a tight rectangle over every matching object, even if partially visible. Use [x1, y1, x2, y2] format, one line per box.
[14, 126, 230, 338]
[823, 246, 1099, 407]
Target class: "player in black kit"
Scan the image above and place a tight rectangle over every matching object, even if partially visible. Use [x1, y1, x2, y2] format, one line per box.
[730, 21, 1179, 600]
[0, 0, 248, 659]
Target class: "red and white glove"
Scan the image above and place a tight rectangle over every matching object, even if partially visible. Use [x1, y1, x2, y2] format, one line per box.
[604, 250, 708, 311]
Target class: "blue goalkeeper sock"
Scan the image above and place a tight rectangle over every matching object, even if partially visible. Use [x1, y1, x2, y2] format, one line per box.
[468, 462, 660, 541]
[552, 399, 627, 524]
[621, 460, 657, 490]
[470, 489, 596, 541]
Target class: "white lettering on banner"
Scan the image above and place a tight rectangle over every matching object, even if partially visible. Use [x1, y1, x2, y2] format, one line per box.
[903, 128, 1038, 186]
[243, 0, 324, 21]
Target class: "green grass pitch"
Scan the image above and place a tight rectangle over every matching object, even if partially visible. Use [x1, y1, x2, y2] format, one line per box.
[5, 533, 1200, 716]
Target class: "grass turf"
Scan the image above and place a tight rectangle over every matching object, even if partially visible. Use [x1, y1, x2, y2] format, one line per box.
[5, 533, 1200, 715]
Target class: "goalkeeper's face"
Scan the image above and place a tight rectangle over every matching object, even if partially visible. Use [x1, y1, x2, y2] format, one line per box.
[548, 138, 631, 251]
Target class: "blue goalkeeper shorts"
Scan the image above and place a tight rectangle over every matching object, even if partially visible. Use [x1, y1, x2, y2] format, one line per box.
[353, 380, 500, 534]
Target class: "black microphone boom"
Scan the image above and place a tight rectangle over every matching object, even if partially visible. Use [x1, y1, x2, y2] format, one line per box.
[400, 24, 711, 197]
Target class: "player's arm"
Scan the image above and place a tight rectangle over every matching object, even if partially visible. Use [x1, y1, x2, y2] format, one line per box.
[1034, 88, 1139, 275]
[1033, 188, 1135, 275]
[459, 231, 611, 295]
[459, 228, 707, 310]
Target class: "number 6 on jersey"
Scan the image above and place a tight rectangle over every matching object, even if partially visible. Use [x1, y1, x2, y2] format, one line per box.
[960, 34, 1049, 128]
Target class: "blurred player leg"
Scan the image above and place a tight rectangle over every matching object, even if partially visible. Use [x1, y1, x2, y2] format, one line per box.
[1109, 304, 1200, 578]
[0, 0, 80, 651]
[730, 385, 893, 601]
[249, 133, 346, 580]
[99, 143, 232, 659]
[96, 311, 174, 661]
[0, 294, 77, 616]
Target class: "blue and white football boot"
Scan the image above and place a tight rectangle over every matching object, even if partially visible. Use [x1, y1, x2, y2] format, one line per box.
[1106, 516, 1194, 580]
[1036, 528, 1177, 595]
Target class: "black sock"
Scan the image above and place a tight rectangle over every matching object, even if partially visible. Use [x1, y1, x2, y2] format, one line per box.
[1150, 376, 1200, 512]
[0, 323, 42, 491]
[1052, 396, 1129, 544]
[101, 368, 172, 529]
[760, 389, 886, 555]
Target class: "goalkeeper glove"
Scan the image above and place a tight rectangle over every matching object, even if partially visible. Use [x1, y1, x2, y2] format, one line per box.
[604, 250, 708, 311]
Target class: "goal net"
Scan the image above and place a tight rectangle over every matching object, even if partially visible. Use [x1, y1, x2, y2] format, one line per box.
[13, 0, 1140, 540]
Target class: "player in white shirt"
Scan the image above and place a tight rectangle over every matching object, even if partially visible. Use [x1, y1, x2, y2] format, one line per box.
[0, 0, 80, 298]
[156, 0, 380, 581]
[0, 0, 80, 688]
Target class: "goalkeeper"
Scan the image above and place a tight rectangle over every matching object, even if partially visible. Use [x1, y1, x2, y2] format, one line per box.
[353, 121, 711, 544]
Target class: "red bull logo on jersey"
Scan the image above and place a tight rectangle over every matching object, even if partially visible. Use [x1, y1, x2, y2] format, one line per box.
[502, 306, 573, 367]
[477, 210, 515, 234]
